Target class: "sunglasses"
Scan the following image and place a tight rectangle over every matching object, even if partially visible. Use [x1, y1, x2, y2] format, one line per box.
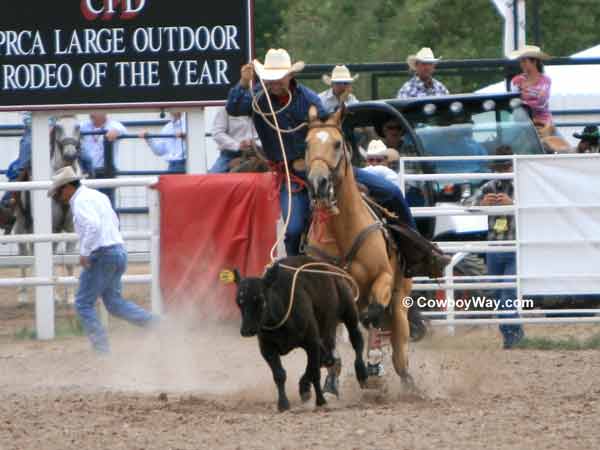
[384, 125, 402, 131]
[333, 82, 351, 86]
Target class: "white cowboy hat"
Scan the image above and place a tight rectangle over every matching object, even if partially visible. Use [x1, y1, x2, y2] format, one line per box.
[366, 140, 389, 158]
[47, 166, 84, 198]
[253, 48, 305, 81]
[509, 45, 550, 60]
[322, 65, 359, 85]
[407, 47, 441, 71]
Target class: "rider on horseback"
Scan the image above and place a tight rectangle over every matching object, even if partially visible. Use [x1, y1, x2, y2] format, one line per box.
[0, 113, 32, 234]
[226, 49, 447, 277]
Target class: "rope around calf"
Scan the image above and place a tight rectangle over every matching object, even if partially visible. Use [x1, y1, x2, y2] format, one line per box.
[261, 261, 361, 331]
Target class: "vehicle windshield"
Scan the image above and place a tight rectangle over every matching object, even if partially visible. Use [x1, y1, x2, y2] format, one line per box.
[403, 103, 542, 175]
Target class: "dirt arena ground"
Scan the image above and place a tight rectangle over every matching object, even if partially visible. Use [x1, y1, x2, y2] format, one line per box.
[1, 268, 599, 450]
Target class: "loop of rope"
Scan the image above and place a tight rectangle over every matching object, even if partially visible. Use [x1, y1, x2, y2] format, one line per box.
[261, 261, 360, 331]
[250, 87, 308, 134]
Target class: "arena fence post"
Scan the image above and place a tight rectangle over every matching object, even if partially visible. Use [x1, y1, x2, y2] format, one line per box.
[148, 187, 162, 315]
[31, 111, 54, 340]
[186, 108, 207, 174]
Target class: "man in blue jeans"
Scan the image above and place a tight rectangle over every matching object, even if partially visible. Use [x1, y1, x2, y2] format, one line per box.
[48, 166, 157, 354]
[466, 145, 524, 348]
[226, 49, 417, 256]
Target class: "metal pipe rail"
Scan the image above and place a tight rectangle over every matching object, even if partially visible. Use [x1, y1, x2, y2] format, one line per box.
[424, 310, 600, 317]
[0, 231, 151, 244]
[0, 274, 151, 288]
[0, 176, 158, 192]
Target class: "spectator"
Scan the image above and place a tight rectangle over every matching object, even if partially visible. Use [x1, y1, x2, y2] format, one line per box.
[140, 112, 187, 173]
[209, 106, 261, 173]
[80, 113, 127, 205]
[573, 125, 600, 153]
[509, 45, 553, 131]
[47, 166, 158, 354]
[318, 65, 359, 113]
[397, 48, 449, 98]
[363, 140, 402, 189]
[0, 112, 32, 233]
[464, 145, 524, 349]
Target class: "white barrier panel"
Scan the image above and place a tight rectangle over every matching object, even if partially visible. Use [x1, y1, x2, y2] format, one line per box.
[517, 155, 600, 295]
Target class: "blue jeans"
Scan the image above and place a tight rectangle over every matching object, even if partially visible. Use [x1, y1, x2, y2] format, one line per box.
[209, 150, 242, 173]
[486, 252, 524, 345]
[280, 176, 310, 256]
[354, 167, 416, 229]
[168, 159, 186, 173]
[75, 244, 156, 353]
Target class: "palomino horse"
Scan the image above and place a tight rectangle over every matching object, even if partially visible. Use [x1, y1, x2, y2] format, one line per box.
[15, 115, 82, 304]
[304, 105, 414, 387]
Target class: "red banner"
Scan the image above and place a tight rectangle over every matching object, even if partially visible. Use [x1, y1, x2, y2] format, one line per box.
[155, 173, 280, 319]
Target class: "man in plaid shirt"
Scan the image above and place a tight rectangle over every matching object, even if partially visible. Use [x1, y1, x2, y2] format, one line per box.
[465, 145, 524, 348]
[397, 47, 449, 98]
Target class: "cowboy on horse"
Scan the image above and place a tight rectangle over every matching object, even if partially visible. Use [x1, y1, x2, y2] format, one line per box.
[226, 48, 446, 276]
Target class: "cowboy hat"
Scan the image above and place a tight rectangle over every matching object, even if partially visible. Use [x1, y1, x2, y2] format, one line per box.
[322, 65, 359, 85]
[47, 166, 84, 198]
[366, 140, 388, 158]
[509, 45, 550, 60]
[253, 48, 305, 81]
[573, 125, 599, 142]
[407, 48, 441, 71]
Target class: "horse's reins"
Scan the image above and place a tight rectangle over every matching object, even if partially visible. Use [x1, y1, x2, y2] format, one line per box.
[261, 261, 360, 331]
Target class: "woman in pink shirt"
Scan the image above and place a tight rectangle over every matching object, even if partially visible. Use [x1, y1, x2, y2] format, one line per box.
[510, 45, 553, 126]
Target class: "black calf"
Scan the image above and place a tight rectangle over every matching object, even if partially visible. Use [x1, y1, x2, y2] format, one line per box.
[233, 255, 368, 412]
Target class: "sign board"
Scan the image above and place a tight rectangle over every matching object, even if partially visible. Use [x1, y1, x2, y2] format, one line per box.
[0, 0, 253, 110]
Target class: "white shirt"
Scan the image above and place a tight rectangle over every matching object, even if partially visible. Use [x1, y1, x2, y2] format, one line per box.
[318, 89, 359, 113]
[362, 165, 403, 189]
[146, 117, 186, 162]
[70, 186, 124, 257]
[80, 119, 128, 170]
[211, 107, 260, 151]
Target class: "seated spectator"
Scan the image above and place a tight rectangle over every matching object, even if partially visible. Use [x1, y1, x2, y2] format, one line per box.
[397, 48, 449, 98]
[318, 65, 359, 113]
[573, 125, 600, 153]
[464, 145, 524, 349]
[140, 112, 187, 173]
[209, 106, 262, 174]
[80, 112, 127, 206]
[509, 45, 553, 133]
[363, 140, 402, 188]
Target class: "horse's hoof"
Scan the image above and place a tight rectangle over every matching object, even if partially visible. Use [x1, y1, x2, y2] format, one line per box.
[323, 374, 340, 398]
[361, 303, 385, 328]
[355, 361, 368, 387]
[300, 389, 311, 403]
[315, 395, 327, 407]
[409, 320, 428, 342]
[278, 398, 291, 412]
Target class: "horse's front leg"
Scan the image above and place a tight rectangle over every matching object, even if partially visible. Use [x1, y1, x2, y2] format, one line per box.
[362, 270, 393, 328]
[390, 276, 416, 389]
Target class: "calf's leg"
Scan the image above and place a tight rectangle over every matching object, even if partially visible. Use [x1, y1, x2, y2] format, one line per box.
[260, 342, 290, 412]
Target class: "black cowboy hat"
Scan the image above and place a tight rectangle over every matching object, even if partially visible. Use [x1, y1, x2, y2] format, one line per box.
[573, 125, 599, 143]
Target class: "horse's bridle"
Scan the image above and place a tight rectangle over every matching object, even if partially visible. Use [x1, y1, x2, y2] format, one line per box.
[51, 126, 81, 161]
[305, 123, 349, 187]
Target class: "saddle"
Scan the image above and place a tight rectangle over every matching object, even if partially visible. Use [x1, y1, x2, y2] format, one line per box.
[362, 195, 450, 279]
[228, 150, 270, 173]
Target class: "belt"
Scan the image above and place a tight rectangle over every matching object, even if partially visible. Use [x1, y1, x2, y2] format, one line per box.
[91, 244, 122, 255]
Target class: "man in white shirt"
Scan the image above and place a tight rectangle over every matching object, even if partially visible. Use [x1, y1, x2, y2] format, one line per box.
[80, 112, 127, 205]
[139, 112, 187, 173]
[209, 106, 261, 173]
[48, 167, 157, 354]
[318, 65, 359, 113]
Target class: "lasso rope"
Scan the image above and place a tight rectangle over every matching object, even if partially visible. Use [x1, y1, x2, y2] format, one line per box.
[261, 261, 360, 331]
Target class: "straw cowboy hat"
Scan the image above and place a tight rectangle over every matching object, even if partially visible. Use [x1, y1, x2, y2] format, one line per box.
[509, 45, 550, 60]
[322, 65, 359, 85]
[47, 166, 84, 198]
[253, 48, 305, 81]
[366, 140, 389, 158]
[407, 47, 441, 71]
